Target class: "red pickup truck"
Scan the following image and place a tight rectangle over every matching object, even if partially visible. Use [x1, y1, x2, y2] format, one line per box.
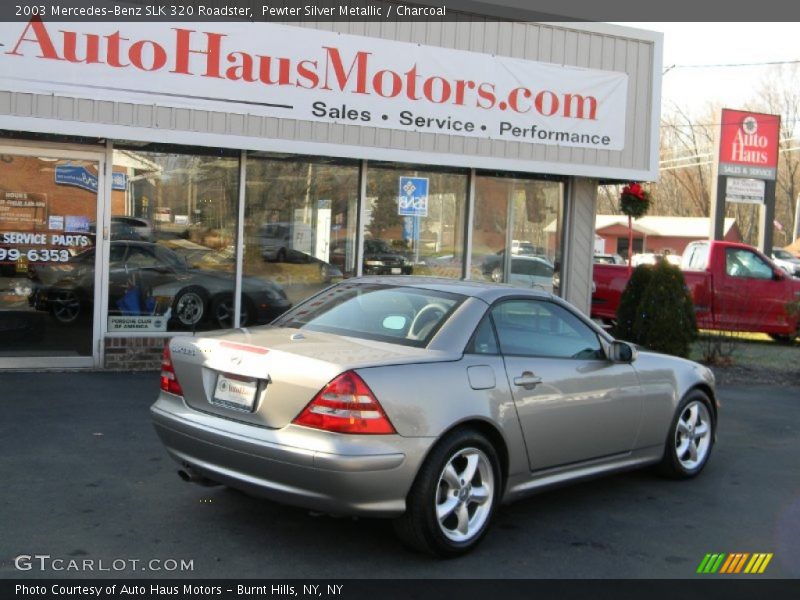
[592, 240, 800, 341]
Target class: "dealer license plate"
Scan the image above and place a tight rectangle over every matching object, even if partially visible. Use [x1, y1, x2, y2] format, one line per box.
[391, 267, 401, 274]
[212, 374, 258, 411]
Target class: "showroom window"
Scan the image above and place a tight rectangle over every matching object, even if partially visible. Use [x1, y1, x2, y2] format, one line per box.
[472, 175, 564, 294]
[243, 153, 359, 323]
[110, 147, 241, 332]
[0, 151, 100, 358]
[365, 163, 468, 279]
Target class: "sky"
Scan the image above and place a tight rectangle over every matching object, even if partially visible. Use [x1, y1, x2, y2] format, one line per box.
[618, 22, 798, 115]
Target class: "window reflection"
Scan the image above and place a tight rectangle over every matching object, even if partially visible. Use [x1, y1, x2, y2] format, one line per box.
[244, 154, 358, 316]
[107, 149, 269, 332]
[1, 154, 97, 357]
[473, 176, 563, 295]
[365, 164, 467, 279]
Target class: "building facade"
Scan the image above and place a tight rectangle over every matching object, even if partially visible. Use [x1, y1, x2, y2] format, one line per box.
[595, 215, 741, 258]
[0, 9, 661, 369]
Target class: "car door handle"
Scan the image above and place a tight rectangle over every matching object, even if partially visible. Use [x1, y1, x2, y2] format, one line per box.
[513, 372, 542, 388]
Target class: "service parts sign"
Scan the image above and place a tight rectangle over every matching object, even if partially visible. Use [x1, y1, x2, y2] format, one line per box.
[718, 109, 781, 180]
[0, 19, 628, 151]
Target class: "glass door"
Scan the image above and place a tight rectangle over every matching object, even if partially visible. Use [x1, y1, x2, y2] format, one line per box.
[0, 144, 105, 368]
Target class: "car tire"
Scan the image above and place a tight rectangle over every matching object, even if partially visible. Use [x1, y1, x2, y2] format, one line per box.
[393, 428, 501, 557]
[172, 286, 208, 329]
[276, 248, 287, 263]
[658, 390, 715, 479]
[50, 289, 82, 324]
[211, 294, 252, 329]
[490, 267, 503, 283]
[768, 333, 797, 344]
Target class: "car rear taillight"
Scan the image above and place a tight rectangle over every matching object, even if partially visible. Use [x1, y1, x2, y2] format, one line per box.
[293, 371, 395, 434]
[160, 344, 183, 397]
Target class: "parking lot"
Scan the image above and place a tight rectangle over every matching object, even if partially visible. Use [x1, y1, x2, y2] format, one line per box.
[1, 371, 798, 579]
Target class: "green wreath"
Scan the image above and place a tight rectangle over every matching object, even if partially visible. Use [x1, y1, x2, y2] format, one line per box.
[620, 182, 651, 218]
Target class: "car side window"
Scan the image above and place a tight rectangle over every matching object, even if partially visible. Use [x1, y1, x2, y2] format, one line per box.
[125, 247, 160, 269]
[466, 315, 499, 355]
[108, 245, 127, 265]
[491, 299, 603, 359]
[725, 248, 773, 279]
[685, 244, 709, 270]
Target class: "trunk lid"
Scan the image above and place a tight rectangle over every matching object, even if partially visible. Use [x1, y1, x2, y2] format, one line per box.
[168, 327, 456, 428]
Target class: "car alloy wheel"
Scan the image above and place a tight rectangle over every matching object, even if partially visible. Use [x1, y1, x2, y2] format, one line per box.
[394, 428, 500, 557]
[173, 287, 206, 328]
[674, 400, 712, 471]
[51, 290, 81, 323]
[434, 447, 495, 544]
[659, 390, 715, 478]
[212, 295, 250, 329]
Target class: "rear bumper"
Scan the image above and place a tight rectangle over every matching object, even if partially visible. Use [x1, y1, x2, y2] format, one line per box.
[150, 392, 431, 517]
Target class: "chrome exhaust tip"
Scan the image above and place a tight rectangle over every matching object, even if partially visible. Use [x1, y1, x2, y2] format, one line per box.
[178, 466, 220, 487]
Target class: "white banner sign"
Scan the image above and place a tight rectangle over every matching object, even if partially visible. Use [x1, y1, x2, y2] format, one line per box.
[0, 20, 629, 150]
[726, 177, 766, 204]
[108, 315, 169, 332]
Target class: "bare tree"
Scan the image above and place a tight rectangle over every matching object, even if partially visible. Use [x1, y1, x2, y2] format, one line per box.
[654, 102, 718, 218]
[748, 64, 800, 247]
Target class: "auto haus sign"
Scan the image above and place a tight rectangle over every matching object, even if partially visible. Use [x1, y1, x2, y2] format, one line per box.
[718, 109, 781, 180]
[0, 19, 629, 151]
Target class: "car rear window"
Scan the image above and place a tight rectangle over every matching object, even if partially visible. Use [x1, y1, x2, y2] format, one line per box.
[273, 282, 464, 347]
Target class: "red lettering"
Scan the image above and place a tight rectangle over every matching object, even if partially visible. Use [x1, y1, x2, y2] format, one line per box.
[171, 28, 224, 79]
[296, 59, 319, 89]
[322, 47, 369, 94]
[404, 65, 421, 100]
[257, 56, 291, 85]
[507, 87, 531, 113]
[128, 40, 167, 71]
[61, 31, 101, 64]
[7, 18, 62, 60]
[372, 69, 402, 98]
[563, 93, 597, 120]
[422, 76, 451, 104]
[453, 79, 475, 106]
[226, 51, 256, 82]
[104, 32, 130, 68]
[534, 90, 559, 116]
[476, 83, 496, 109]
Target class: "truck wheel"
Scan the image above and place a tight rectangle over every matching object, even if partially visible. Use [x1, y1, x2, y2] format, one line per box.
[768, 333, 797, 344]
[393, 428, 500, 557]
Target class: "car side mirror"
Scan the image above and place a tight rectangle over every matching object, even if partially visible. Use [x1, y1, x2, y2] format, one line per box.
[609, 340, 637, 363]
[773, 269, 785, 281]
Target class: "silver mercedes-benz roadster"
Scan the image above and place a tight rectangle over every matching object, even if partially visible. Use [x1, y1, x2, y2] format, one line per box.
[151, 277, 717, 557]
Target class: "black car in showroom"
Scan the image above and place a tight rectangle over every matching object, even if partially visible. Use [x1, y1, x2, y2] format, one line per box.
[29, 241, 291, 329]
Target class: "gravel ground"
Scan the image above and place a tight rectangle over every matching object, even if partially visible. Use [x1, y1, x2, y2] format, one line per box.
[710, 363, 800, 386]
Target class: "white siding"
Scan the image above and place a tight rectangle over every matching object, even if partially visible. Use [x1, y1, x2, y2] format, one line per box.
[563, 177, 599, 315]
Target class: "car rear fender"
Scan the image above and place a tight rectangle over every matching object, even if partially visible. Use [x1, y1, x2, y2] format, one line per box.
[355, 355, 529, 481]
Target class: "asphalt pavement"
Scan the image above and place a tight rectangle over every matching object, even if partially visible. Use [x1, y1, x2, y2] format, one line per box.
[1, 371, 798, 579]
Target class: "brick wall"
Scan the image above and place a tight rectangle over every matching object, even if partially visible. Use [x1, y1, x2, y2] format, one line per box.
[104, 336, 168, 371]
